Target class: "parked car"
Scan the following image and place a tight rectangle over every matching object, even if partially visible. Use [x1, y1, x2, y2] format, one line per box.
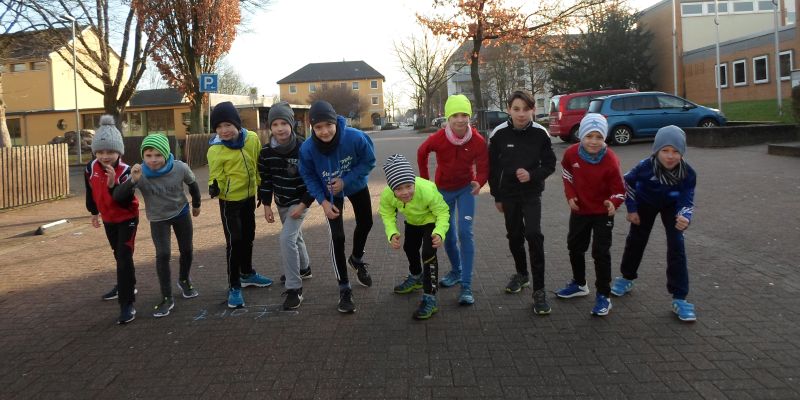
[431, 117, 446, 128]
[587, 91, 727, 145]
[548, 88, 637, 142]
[382, 122, 399, 130]
[471, 110, 510, 136]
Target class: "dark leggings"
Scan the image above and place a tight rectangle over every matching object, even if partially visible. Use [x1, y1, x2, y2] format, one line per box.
[150, 211, 193, 298]
[104, 218, 138, 305]
[502, 197, 545, 290]
[326, 187, 373, 285]
[567, 213, 613, 296]
[403, 222, 438, 295]
[219, 197, 256, 289]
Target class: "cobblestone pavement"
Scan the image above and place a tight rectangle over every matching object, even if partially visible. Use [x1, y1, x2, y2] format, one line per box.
[1, 128, 799, 399]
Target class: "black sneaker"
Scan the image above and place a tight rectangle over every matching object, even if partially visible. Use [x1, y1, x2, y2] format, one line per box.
[348, 256, 372, 287]
[280, 267, 313, 283]
[505, 274, 530, 293]
[102, 286, 137, 301]
[282, 288, 304, 310]
[532, 289, 552, 315]
[177, 279, 199, 298]
[337, 288, 356, 313]
[153, 297, 175, 318]
[117, 303, 136, 324]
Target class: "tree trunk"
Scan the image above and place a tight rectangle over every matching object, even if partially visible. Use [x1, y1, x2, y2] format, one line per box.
[0, 73, 12, 148]
[190, 92, 204, 134]
[470, 37, 483, 111]
[423, 94, 433, 127]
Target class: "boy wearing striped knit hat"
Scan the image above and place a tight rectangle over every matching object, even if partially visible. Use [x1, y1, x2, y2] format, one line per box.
[379, 154, 450, 320]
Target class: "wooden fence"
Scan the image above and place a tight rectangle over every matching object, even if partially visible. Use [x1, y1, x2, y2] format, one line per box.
[121, 135, 181, 165]
[0, 143, 70, 209]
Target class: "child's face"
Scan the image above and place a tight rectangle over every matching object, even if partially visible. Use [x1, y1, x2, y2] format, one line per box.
[507, 98, 533, 129]
[312, 121, 337, 143]
[216, 122, 239, 141]
[581, 131, 606, 155]
[142, 148, 166, 170]
[95, 149, 120, 166]
[271, 119, 292, 144]
[447, 113, 470, 135]
[392, 182, 415, 203]
[657, 146, 683, 169]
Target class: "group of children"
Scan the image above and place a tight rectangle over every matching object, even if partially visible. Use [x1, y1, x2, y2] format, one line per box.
[86, 89, 697, 325]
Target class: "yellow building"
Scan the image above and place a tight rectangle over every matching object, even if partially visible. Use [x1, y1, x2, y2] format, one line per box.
[277, 61, 385, 128]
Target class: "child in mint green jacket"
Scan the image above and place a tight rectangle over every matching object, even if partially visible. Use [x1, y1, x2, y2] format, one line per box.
[379, 154, 450, 320]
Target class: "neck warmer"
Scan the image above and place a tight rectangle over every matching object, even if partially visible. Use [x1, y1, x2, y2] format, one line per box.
[508, 117, 532, 131]
[208, 128, 247, 149]
[651, 154, 688, 186]
[142, 154, 174, 178]
[271, 133, 298, 155]
[312, 127, 341, 155]
[445, 123, 472, 146]
[578, 145, 607, 165]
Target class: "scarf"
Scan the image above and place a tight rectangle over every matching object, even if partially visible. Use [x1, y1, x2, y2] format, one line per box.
[270, 133, 297, 156]
[208, 128, 246, 149]
[578, 145, 607, 165]
[142, 154, 174, 178]
[651, 154, 688, 186]
[445, 123, 472, 146]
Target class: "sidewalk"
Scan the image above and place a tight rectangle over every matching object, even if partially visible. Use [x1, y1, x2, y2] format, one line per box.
[0, 132, 798, 399]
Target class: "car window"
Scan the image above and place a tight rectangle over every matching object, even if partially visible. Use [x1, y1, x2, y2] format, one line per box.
[638, 95, 660, 110]
[610, 98, 627, 111]
[657, 95, 685, 109]
[566, 96, 590, 111]
[588, 99, 604, 113]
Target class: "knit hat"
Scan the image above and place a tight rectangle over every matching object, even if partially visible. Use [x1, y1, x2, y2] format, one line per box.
[141, 133, 171, 158]
[210, 101, 242, 130]
[445, 94, 472, 119]
[309, 100, 338, 125]
[652, 125, 686, 155]
[268, 101, 295, 131]
[578, 113, 608, 141]
[383, 154, 416, 191]
[91, 115, 124, 155]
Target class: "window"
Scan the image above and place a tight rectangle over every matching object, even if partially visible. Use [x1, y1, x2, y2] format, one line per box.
[7, 118, 22, 146]
[758, 0, 775, 10]
[657, 95, 686, 109]
[289, 85, 297, 94]
[82, 114, 103, 129]
[370, 80, 378, 89]
[11, 63, 26, 72]
[681, 3, 703, 15]
[125, 112, 144, 136]
[716, 63, 728, 88]
[352, 81, 359, 90]
[732, 1, 754, 12]
[0, 65, 5, 73]
[612, 95, 658, 111]
[733, 59, 747, 86]
[340, 82, 347, 88]
[371, 96, 379, 105]
[753, 56, 768, 84]
[145, 109, 175, 134]
[309, 83, 317, 93]
[780, 51, 793, 80]
[321, 83, 328, 90]
[707, 2, 728, 13]
[31, 61, 47, 71]
[566, 96, 590, 111]
[536, 98, 545, 108]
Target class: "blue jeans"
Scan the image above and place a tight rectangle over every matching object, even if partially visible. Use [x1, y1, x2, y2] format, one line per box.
[439, 185, 476, 287]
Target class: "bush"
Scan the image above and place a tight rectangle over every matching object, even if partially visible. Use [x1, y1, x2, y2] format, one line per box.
[792, 85, 800, 123]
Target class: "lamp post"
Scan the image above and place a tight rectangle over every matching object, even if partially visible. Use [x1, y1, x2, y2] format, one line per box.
[773, 0, 782, 117]
[60, 15, 81, 164]
[714, 0, 722, 112]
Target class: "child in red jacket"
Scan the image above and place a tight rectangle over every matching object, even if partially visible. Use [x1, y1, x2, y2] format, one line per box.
[555, 113, 625, 316]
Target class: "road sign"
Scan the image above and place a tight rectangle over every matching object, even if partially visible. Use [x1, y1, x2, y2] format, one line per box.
[199, 73, 218, 93]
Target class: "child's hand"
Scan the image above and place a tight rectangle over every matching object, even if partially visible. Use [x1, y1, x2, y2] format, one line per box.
[390, 234, 401, 249]
[470, 181, 480, 195]
[209, 179, 220, 198]
[495, 202, 504, 213]
[675, 215, 690, 231]
[104, 164, 116, 188]
[264, 207, 275, 223]
[603, 200, 616, 216]
[91, 214, 101, 228]
[130, 164, 142, 182]
[568, 198, 580, 211]
[290, 203, 307, 219]
[431, 234, 442, 248]
[192, 207, 201, 217]
[626, 212, 640, 225]
[515, 168, 530, 183]
[322, 200, 340, 219]
[328, 177, 344, 195]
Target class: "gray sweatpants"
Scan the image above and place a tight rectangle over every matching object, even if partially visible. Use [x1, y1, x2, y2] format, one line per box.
[150, 212, 193, 298]
[277, 205, 309, 290]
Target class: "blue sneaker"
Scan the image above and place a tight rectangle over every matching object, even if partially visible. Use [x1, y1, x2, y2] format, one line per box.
[413, 294, 439, 320]
[458, 287, 475, 305]
[227, 288, 244, 308]
[610, 277, 634, 297]
[555, 280, 590, 298]
[591, 294, 612, 316]
[439, 270, 461, 287]
[672, 299, 697, 322]
[240, 272, 273, 288]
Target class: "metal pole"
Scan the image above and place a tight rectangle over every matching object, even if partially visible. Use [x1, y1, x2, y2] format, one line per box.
[672, 0, 678, 95]
[774, 0, 782, 116]
[715, 0, 722, 111]
[62, 15, 81, 164]
[207, 95, 211, 134]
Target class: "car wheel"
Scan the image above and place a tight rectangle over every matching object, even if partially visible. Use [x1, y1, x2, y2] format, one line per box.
[559, 135, 571, 143]
[611, 126, 632, 145]
[569, 126, 580, 143]
[699, 118, 718, 127]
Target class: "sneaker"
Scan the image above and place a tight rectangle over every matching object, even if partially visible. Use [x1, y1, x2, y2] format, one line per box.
[555, 280, 590, 298]
[337, 288, 356, 313]
[240, 272, 273, 288]
[532, 289, 551, 315]
[672, 299, 697, 322]
[439, 270, 462, 288]
[505, 274, 530, 293]
[282, 288, 303, 310]
[413, 295, 439, 320]
[394, 275, 422, 294]
[280, 267, 313, 283]
[102, 286, 137, 301]
[117, 303, 136, 324]
[227, 288, 244, 308]
[153, 297, 175, 318]
[610, 277, 634, 297]
[348, 256, 372, 287]
[591, 294, 612, 316]
[177, 279, 199, 298]
[458, 287, 475, 305]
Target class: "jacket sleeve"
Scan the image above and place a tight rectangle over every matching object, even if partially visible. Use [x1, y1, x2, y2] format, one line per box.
[473, 136, 489, 188]
[531, 132, 556, 184]
[487, 135, 501, 200]
[676, 170, 696, 222]
[181, 162, 201, 208]
[257, 148, 274, 206]
[378, 188, 400, 242]
[417, 136, 433, 180]
[430, 188, 450, 242]
[561, 151, 578, 201]
[84, 162, 99, 215]
[299, 145, 327, 204]
[342, 133, 376, 191]
[207, 147, 222, 186]
[249, 132, 262, 188]
[113, 178, 137, 204]
[607, 153, 626, 209]
[623, 160, 645, 213]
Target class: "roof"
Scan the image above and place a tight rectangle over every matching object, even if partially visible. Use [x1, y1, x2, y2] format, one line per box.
[0, 27, 72, 61]
[129, 88, 185, 107]
[277, 61, 384, 84]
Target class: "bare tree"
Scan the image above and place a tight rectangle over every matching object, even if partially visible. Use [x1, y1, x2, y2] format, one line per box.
[216, 59, 252, 96]
[394, 32, 455, 127]
[0, 0, 26, 147]
[308, 85, 366, 123]
[137, 59, 168, 90]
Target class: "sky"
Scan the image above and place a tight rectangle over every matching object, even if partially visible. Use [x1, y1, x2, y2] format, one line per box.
[224, 0, 665, 109]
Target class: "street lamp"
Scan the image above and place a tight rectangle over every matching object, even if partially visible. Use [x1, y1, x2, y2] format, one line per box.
[773, 0, 782, 117]
[60, 15, 81, 164]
